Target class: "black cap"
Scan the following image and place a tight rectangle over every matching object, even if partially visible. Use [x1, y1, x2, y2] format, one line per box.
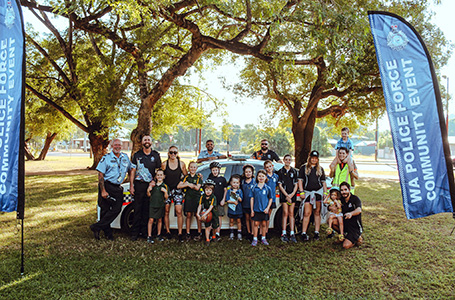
[309, 150, 319, 158]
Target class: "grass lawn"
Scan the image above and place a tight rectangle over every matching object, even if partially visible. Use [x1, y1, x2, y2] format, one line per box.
[1, 159, 455, 299]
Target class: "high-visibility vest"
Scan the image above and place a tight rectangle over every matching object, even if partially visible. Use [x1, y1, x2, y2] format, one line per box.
[333, 163, 355, 194]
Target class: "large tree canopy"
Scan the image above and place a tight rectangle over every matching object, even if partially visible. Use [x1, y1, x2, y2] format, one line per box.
[21, 0, 451, 167]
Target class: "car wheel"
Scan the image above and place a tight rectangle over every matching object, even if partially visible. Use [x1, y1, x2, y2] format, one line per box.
[120, 204, 134, 234]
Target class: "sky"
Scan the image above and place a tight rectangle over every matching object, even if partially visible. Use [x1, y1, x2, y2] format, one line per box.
[197, 1, 455, 132]
[23, 1, 455, 133]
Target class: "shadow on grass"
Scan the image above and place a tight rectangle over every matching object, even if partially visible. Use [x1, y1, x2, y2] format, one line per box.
[1, 176, 455, 299]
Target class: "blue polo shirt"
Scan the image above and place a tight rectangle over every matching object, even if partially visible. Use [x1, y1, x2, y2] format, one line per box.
[241, 178, 255, 209]
[266, 173, 279, 203]
[249, 184, 273, 213]
[96, 151, 132, 184]
[226, 187, 243, 216]
[198, 149, 223, 159]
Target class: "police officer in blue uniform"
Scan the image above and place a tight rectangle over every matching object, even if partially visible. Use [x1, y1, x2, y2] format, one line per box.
[129, 135, 162, 240]
[90, 139, 132, 240]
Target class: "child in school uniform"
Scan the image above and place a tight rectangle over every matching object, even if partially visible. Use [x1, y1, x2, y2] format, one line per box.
[197, 179, 219, 246]
[264, 160, 278, 237]
[250, 169, 273, 246]
[241, 164, 255, 239]
[208, 161, 227, 241]
[178, 161, 202, 241]
[277, 154, 299, 243]
[146, 169, 169, 243]
[226, 174, 243, 240]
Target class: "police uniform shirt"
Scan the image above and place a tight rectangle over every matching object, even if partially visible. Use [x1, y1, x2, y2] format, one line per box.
[132, 149, 162, 182]
[265, 173, 279, 203]
[197, 149, 223, 159]
[208, 174, 227, 205]
[96, 151, 132, 184]
[277, 166, 299, 194]
[249, 184, 273, 213]
[252, 149, 280, 162]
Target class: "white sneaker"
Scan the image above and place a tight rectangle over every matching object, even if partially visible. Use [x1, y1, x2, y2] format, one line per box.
[229, 232, 234, 240]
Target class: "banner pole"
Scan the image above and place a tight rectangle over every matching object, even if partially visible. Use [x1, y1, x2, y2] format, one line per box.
[20, 218, 24, 275]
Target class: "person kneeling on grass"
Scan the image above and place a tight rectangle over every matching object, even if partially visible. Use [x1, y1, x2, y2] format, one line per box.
[146, 169, 169, 243]
[197, 179, 219, 246]
[332, 181, 363, 249]
[250, 170, 273, 246]
[323, 187, 344, 242]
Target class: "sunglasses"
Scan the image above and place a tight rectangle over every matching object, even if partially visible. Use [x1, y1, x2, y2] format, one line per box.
[261, 143, 268, 146]
[169, 151, 178, 155]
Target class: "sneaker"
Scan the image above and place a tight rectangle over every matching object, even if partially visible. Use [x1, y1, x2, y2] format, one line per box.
[90, 225, 100, 240]
[165, 232, 172, 240]
[301, 233, 309, 242]
[338, 234, 345, 242]
[237, 233, 242, 241]
[147, 236, 154, 244]
[194, 233, 202, 241]
[186, 233, 191, 241]
[327, 232, 334, 238]
[216, 235, 221, 242]
[280, 234, 289, 243]
[178, 234, 184, 242]
[157, 235, 165, 242]
[130, 235, 139, 241]
[313, 232, 320, 240]
[290, 235, 297, 243]
[261, 239, 269, 246]
[205, 240, 211, 246]
[326, 227, 333, 235]
[251, 239, 258, 247]
[229, 232, 234, 240]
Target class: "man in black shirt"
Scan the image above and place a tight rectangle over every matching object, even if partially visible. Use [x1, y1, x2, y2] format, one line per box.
[251, 139, 283, 163]
[129, 135, 162, 240]
[336, 181, 363, 249]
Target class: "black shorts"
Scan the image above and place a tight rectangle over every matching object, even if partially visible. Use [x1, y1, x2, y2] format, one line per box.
[270, 202, 277, 209]
[228, 213, 243, 219]
[344, 219, 362, 243]
[252, 212, 269, 222]
[303, 193, 322, 203]
[279, 193, 297, 203]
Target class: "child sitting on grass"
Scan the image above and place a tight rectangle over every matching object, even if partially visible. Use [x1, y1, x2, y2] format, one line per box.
[324, 187, 344, 241]
[146, 169, 168, 243]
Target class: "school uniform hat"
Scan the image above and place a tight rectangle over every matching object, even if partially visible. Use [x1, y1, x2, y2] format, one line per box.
[309, 150, 319, 158]
[209, 161, 222, 169]
[202, 179, 216, 188]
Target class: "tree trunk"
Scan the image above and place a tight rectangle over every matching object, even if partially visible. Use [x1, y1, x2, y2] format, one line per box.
[36, 132, 57, 160]
[293, 107, 317, 168]
[88, 124, 110, 170]
[24, 139, 35, 161]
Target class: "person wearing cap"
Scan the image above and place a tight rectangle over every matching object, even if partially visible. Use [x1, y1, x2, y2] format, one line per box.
[251, 139, 283, 163]
[207, 161, 227, 240]
[197, 140, 227, 163]
[332, 182, 363, 249]
[329, 147, 359, 194]
[298, 150, 327, 241]
[323, 186, 344, 241]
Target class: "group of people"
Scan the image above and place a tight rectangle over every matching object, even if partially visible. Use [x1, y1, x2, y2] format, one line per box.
[90, 127, 363, 249]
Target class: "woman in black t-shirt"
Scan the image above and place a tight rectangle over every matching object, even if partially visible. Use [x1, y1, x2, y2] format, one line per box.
[298, 150, 327, 241]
